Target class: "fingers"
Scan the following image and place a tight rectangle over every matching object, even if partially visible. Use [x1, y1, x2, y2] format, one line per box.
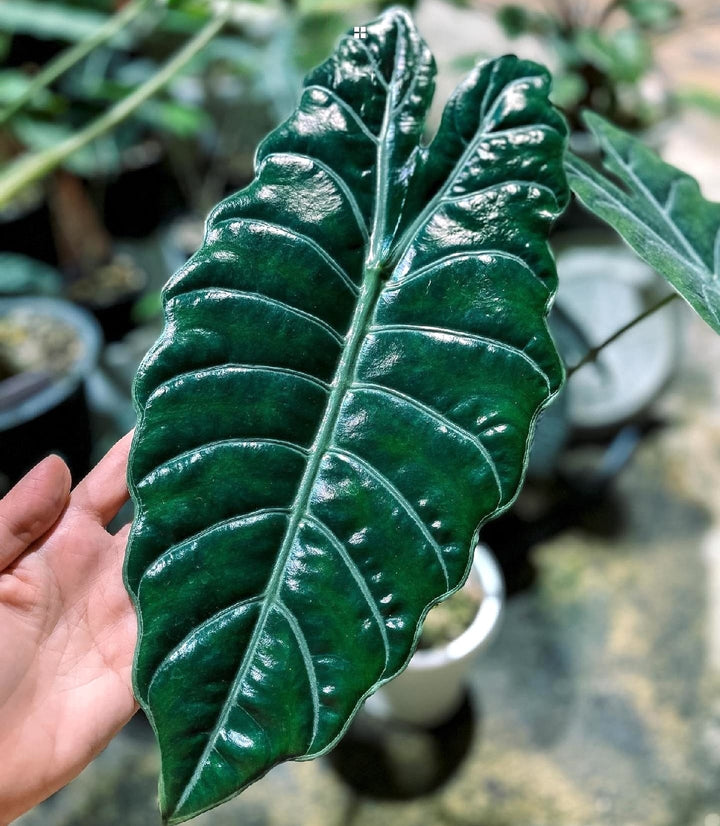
[0, 455, 72, 570]
[109, 522, 132, 564]
[71, 431, 134, 527]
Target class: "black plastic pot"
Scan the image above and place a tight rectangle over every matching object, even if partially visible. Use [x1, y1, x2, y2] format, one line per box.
[68, 258, 148, 344]
[5, 34, 66, 69]
[0, 186, 57, 265]
[0, 297, 101, 486]
[91, 141, 186, 238]
[84, 291, 142, 344]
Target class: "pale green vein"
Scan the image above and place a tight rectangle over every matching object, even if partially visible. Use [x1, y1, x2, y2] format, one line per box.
[145, 364, 330, 408]
[139, 508, 291, 589]
[148, 595, 265, 696]
[274, 601, 320, 749]
[351, 38, 389, 90]
[606, 141, 708, 272]
[213, 217, 360, 296]
[288, 153, 370, 244]
[329, 446, 449, 587]
[565, 158, 708, 279]
[352, 382, 503, 504]
[301, 512, 390, 669]
[138, 438, 309, 488]
[304, 85, 380, 146]
[180, 287, 345, 345]
[385, 248, 546, 291]
[368, 324, 552, 391]
[442, 179, 557, 207]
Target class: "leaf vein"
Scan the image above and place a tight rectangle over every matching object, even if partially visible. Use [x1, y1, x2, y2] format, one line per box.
[287, 152, 370, 244]
[567, 160, 707, 279]
[138, 438, 309, 487]
[146, 365, 330, 405]
[369, 324, 552, 391]
[442, 179, 557, 207]
[304, 85, 380, 145]
[607, 142, 707, 271]
[139, 508, 291, 588]
[147, 594, 265, 697]
[179, 287, 345, 345]
[351, 38, 389, 89]
[386, 249, 546, 291]
[302, 512, 390, 670]
[218, 217, 360, 295]
[328, 446, 449, 587]
[352, 382, 503, 504]
[274, 601, 320, 749]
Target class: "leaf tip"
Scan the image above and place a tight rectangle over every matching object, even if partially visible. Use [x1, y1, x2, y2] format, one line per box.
[160, 804, 184, 826]
[376, 3, 415, 23]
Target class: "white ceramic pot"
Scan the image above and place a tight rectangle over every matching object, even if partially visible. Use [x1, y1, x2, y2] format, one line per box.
[553, 238, 683, 432]
[364, 544, 504, 727]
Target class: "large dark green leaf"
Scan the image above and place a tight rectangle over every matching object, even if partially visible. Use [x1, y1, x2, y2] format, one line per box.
[566, 111, 720, 334]
[126, 10, 568, 823]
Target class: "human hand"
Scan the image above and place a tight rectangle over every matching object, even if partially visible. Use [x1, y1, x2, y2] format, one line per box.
[0, 433, 138, 823]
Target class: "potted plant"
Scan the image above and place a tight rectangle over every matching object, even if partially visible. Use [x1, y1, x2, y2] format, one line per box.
[0, 290, 101, 486]
[364, 544, 505, 727]
[65, 251, 148, 342]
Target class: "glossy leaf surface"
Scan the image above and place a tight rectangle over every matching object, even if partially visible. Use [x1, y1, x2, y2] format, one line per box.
[566, 111, 720, 334]
[126, 10, 568, 823]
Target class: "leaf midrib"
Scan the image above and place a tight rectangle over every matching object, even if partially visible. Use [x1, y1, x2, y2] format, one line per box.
[600, 133, 708, 273]
[170, 29, 404, 816]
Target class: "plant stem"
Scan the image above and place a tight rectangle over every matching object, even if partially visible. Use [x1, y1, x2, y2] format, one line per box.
[0, 0, 156, 126]
[0, 8, 229, 209]
[597, 0, 622, 27]
[566, 292, 679, 379]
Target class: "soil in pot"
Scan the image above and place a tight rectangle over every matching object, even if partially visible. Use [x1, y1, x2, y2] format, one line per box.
[0, 301, 98, 485]
[67, 253, 147, 343]
[0, 308, 83, 379]
[417, 582, 483, 650]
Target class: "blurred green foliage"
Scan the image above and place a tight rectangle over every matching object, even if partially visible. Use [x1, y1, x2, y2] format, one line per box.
[493, 0, 682, 131]
[0, 0, 369, 197]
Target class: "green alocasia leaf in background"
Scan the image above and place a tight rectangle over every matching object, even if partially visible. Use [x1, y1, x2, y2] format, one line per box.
[125, 9, 568, 822]
[565, 111, 720, 334]
[620, 0, 681, 31]
[574, 27, 651, 83]
[495, 5, 554, 38]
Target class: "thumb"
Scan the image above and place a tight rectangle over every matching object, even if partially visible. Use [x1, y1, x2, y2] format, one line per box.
[0, 455, 71, 570]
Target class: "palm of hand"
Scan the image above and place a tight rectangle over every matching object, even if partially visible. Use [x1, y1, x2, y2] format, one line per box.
[0, 434, 137, 823]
